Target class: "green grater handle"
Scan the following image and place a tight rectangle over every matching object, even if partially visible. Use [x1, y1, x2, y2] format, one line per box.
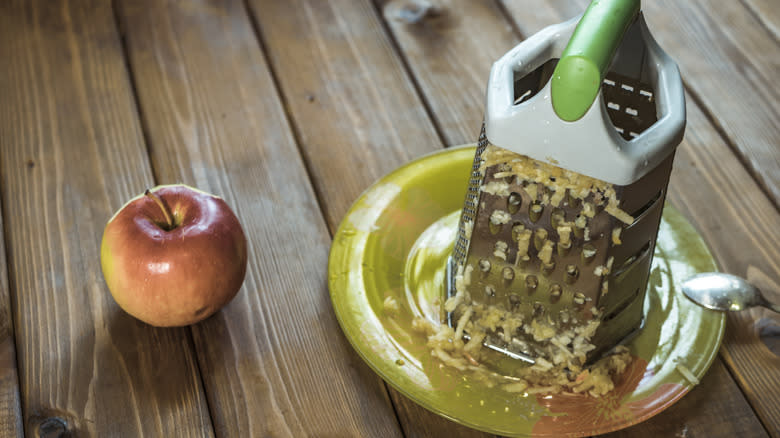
[551, 0, 640, 122]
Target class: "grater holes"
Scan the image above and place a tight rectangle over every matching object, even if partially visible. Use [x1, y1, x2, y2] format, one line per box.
[507, 192, 523, 214]
[509, 293, 522, 309]
[573, 292, 588, 307]
[525, 275, 538, 293]
[533, 228, 548, 251]
[529, 201, 544, 222]
[511, 222, 525, 241]
[550, 207, 566, 229]
[627, 189, 664, 226]
[502, 267, 516, 283]
[602, 288, 642, 322]
[602, 72, 657, 141]
[581, 243, 597, 264]
[565, 264, 579, 284]
[611, 241, 652, 278]
[549, 284, 562, 303]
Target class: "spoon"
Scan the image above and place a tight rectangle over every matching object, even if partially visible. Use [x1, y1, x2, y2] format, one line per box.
[682, 273, 780, 313]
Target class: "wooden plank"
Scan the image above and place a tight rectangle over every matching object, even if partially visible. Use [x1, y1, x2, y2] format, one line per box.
[739, 0, 780, 49]
[115, 0, 404, 436]
[377, 0, 517, 146]
[247, 0, 442, 227]
[244, 1, 492, 437]
[0, 211, 23, 437]
[0, 1, 213, 436]
[384, 0, 775, 436]
[499, 0, 583, 36]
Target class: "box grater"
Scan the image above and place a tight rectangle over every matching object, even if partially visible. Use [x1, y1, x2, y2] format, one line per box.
[446, 0, 685, 366]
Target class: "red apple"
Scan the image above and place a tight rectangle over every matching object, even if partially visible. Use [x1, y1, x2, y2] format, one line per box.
[100, 184, 248, 327]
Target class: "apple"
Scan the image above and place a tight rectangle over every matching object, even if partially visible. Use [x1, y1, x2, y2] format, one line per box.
[100, 184, 248, 327]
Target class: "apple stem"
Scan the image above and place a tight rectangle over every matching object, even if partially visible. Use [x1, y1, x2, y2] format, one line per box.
[145, 189, 175, 230]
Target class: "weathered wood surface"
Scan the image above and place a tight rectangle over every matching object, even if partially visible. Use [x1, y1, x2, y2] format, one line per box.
[741, 0, 780, 41]
[115, 0, 403, 436]
[377, 0, 516, 146]
[0, 0, 213, 436]
[246, 0, 442, 227]
[0, 208, 22, 437]
[741, 0, 780, 40]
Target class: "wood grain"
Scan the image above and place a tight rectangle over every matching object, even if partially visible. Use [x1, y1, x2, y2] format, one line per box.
[740, 0, 780, 41]
[0, 1, 213, 436]
[377, 0, 517, 146]
[386, 1, 775, 437]
[115, 0, 404, 436]
[0, 208, 23, 437]
[246, 0, 442, 227]
[244, 0, 496, 437]
[498, 0, 583, 36]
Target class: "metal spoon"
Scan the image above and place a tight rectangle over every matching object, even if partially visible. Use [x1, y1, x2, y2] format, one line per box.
[682, 273, 780, 313]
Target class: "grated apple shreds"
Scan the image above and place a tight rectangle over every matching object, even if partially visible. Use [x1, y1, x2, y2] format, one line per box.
[420, 146, 635, 397]
[414, 268, 632, 398]
[480, 146, 635, 225]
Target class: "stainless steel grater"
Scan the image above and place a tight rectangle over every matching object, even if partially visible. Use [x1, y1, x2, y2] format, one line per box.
[446, 2, 685, 366]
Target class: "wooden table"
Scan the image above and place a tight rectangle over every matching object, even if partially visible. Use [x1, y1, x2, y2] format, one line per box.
[1, 0, 778, 436]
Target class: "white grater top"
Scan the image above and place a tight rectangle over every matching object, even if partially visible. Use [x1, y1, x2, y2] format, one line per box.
[484, 14, 685, 186]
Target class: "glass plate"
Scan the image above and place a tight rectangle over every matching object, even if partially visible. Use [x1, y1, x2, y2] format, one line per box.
[328, 146, 724, 437]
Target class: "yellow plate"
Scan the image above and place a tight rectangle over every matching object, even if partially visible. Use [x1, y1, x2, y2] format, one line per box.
[328, 146, 725, 437]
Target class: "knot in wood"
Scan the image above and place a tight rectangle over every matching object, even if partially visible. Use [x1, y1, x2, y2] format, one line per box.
[38, 417, 69, 438]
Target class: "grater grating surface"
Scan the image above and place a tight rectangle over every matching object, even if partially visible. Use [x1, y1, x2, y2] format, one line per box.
[446, 71, 675, 367]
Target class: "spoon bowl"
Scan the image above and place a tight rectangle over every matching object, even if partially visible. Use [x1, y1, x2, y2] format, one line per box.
[682, 273, 780, 313]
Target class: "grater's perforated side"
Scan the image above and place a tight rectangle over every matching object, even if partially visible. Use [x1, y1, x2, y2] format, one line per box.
[452, 127, 489, 267]
[447, 73, 674, 367]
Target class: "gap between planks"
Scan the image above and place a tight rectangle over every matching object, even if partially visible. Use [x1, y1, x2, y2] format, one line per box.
[369, 1, 450, 149]
[240, 0, 335, 249]
[110, 0, 163, 186]
[240, 0, 424, 435]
